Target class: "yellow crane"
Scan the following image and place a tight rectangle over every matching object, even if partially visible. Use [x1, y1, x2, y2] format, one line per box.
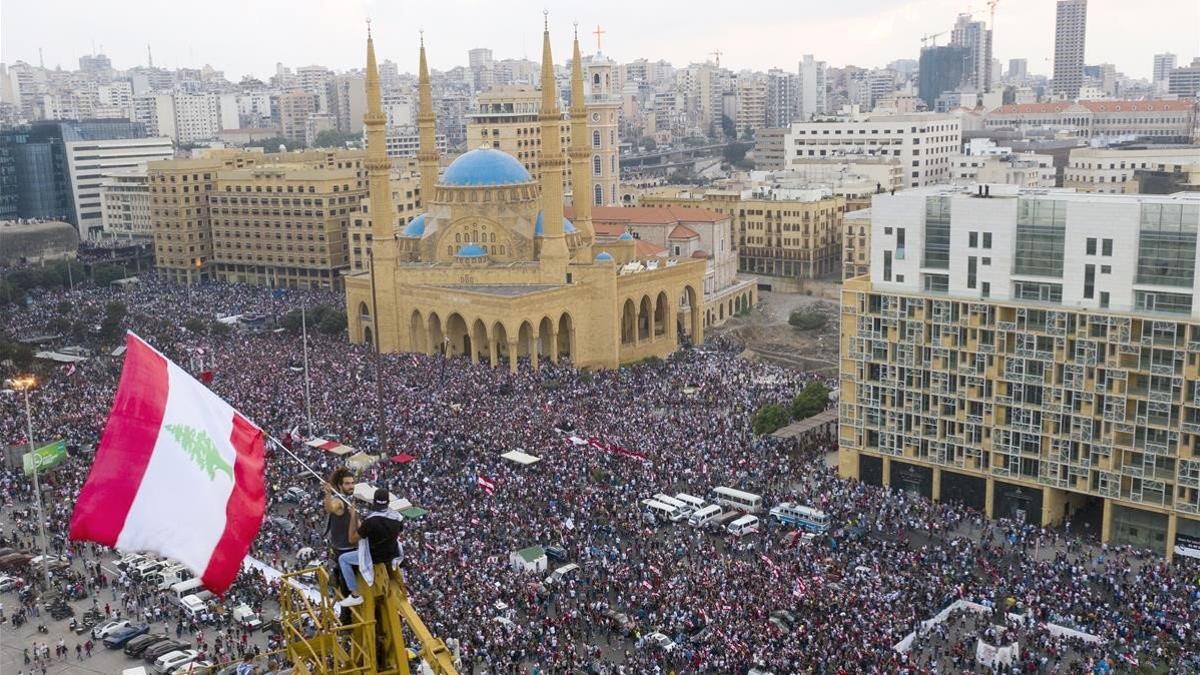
[279, 563, 458, 675]
[921, 32, 947, 47]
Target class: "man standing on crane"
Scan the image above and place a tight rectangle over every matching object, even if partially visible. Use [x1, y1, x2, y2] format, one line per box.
[324, 468, 357, 593]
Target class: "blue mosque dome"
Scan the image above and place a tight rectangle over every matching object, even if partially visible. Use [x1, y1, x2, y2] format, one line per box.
[401, 213, 426, 237]
[595, 251, 614, 261]
[534, 210, 577, 237]
[618, 231, 634, 241]
[441, 147, 533, 186]
[456, 243, 487, 258]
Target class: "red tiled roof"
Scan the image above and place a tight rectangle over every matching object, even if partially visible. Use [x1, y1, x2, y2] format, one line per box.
[592, 222, 625, 237]
[565, 205, 728, 224]
[668, 224, 700, 240]
[990, 100, 1195, 115]
[635, 240, 667, 257]
[690, 250, 710, 259]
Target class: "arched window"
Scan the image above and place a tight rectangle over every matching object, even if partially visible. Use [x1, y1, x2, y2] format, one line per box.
[593, 73, 600, 86]
[594, 185, 603, 206]
[592, 130, 601, 148]
[611, 156, 617, 173]
[593, 155, 601, 176]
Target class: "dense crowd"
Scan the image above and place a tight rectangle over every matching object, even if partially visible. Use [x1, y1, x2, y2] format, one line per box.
[1, 277, 1199, 674]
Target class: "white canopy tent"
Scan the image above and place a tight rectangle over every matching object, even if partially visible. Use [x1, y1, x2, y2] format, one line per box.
[501, 450, 542, 465]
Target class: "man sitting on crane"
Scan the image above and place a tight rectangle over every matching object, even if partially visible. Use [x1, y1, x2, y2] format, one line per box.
[335, 487, 404, 609]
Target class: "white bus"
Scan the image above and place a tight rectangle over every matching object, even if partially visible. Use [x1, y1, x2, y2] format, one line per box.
[768, 503, 831, 533]
[711, 486, 763, 513]
[688, 504, 723, 528]
[674, 493, 706, 510]
[653, 494, 692, 516]
[728, 514, 760, 536]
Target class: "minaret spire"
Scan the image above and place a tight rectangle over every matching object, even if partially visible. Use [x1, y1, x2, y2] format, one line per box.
[537, 13, 569, 273]
[416, 31, 440, 213]
[567, 23, 594, 261]
[363, 24, 400, 351]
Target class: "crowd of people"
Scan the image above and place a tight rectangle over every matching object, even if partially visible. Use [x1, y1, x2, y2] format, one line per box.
[1, 277, 1199, 673]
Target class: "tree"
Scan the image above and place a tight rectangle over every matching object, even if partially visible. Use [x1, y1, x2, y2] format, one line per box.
[183, 317, 207, 334]
[279, 309, 304, 334]
[788, 307, 827, 330]
[723, 142, 750, 165]
[640, 137, 657, 152]
[720, 114, 736, 139]
[752, 404, 791, 435]
[312, 129, 361, 149]
[209, 320, 232, 337]
[791, 381, 831, 421]
[245, 135, 303, 152]
[317, 309, 347, 335]
[92, 264, 127, 286]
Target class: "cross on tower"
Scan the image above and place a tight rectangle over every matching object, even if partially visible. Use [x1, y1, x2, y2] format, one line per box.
[593, 24, 605, 52]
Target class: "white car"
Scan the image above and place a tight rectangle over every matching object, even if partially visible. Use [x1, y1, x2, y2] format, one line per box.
[154, 649, 199, 673]
[0, 574, 23, 591]
[170, 659, 211, 674]
[92, 618, 132, 640]
[645, 631, 677, 652]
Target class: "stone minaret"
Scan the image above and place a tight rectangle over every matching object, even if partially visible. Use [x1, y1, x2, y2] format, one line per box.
[536, 15, 569, 274]
[568, 27, 595, 262]
[364, 26, 399, 351]
[416, 34, 440, 212]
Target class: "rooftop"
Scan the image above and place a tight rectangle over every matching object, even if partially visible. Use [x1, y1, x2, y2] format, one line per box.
[990, 100, 1196, 115]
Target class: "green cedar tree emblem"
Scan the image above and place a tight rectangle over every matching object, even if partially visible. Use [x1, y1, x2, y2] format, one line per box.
[164, 423, 234, 481]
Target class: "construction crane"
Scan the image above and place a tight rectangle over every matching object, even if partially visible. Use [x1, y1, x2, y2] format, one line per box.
[920, 32, 947, 47]
[988, 0, 1000, 28]
[710, 49, 723, 68]
[280, 563, 459, 675]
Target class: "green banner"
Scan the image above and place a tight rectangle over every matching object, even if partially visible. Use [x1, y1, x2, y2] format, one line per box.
[22, 440, 67, 476]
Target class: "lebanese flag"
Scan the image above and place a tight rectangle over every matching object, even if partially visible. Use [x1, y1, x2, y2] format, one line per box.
[477, 475, 495, 495]
[69, 332, 266, 595]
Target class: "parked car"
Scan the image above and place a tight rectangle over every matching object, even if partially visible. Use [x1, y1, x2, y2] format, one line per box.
[104, 623, 150, 648]
[543, 545, 568, 562]
[170, 659, 211, 674]
[30, 554, 70, 571]
[153, 648, 199, 673]
[143, 640, 189, 663]
[125, 633, 170, 657]
[267, 516, 296, 533]
[0, 574, 25, 591]
[280, 486, 307, 503]
[92, 618, 133, 640]
[232, 604, 263, 632]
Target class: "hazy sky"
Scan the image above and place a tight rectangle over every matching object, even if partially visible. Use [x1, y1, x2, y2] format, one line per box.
[2, 0, 1196, 81]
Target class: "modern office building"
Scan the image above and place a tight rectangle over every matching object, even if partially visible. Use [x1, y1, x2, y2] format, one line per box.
[780, 112, 962, 188]
[950, 14, 993, 93]
[1052, 0, 1088, 99]
[148, 148, 367, 286]
[65, 135, 173, 238]
[839, 184, 1200, 557]
[1168, 58, 1200, 99]
[1153, 53, 1178, 91]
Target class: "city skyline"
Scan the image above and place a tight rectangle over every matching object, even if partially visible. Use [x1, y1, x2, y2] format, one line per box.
[2, 0, 1197, 81]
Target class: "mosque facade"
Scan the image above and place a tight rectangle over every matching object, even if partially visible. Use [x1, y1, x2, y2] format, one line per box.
[346, 22, 706, 370]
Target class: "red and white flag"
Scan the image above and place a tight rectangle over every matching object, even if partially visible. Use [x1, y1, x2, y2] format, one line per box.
[69, 332, 266, 595]
[477, 475, 495, 495]
[64, 363, 76, 376]
[793, 578, 808, 599]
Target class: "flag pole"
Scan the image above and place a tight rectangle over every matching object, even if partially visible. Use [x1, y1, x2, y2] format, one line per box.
[263, 433, 353, 509]
[300, 303, 314, 435]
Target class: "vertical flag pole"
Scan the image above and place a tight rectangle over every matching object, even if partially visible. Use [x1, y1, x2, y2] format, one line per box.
[18, 380, 51, 591]
[301, 303, 314, 435]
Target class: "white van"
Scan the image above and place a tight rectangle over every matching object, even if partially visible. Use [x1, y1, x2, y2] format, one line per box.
[544, 563, 580, 586]
[688, 504, 723, 528]
[652, 494, 692, 519]
[641, 499, 679, 524]
[180, 594, 206, 618]
[170, 578, 205, 602]
[674, 493, 706, 511]
[727, 514, 760, 537]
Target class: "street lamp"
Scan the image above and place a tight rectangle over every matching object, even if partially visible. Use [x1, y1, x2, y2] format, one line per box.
[6, 376, 51, 593]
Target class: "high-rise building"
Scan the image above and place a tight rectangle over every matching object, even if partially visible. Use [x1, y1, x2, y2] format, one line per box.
[950, 14, 993, 92]
[919, 46, 969, 110]
[735, 75, 767, 136]
[1153, 53, 1178, 88]
[100, 167, 153, 239]
[277, 89, 316, 144]
[797, 55, 827, 121]
[839, 185, 1200, 557]
[328, 74, 367, 134]
[1053, 0, 1088, 99]
[765, 69, 797, 128]
[1008, 59, 1029, 81]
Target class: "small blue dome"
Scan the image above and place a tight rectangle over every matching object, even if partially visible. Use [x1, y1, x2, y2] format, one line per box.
[618, 231, 634, 241]
[595, 251, 614, 261]
[456, 243, 487, 258]
[401, 213, 426, 237]
[534, 210, 577, 236]
[441, 148, 533, 186]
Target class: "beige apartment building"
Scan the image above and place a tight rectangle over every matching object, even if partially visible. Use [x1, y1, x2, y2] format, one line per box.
[842, 207, 872, 280]
[641, 187, 845, 281]
[348, 171, 422, 274]
[148, 149, 367, 288]
[1065, 145, 1200, 194]
[840, 185, 1200, 559]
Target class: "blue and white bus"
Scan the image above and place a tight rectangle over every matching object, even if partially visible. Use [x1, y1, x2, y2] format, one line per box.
[768, 502, 831, 533]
